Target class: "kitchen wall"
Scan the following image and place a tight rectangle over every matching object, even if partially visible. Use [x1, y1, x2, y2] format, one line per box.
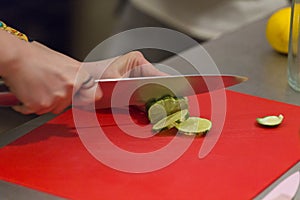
[70, 0, 120, 60]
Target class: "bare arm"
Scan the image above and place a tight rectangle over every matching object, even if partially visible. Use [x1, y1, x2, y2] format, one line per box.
[0, 30, 101, 114]
[0, 29, 165, 115]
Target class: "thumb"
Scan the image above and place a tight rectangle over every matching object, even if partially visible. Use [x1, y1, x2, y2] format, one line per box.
[73, 74, 103, 107]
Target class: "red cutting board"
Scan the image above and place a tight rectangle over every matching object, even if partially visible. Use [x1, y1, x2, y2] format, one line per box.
[0, 90, 299, 199]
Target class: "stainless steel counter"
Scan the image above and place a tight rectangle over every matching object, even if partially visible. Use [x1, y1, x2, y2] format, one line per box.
[164, 18, 299, 106]
[0, 17, 299, 199]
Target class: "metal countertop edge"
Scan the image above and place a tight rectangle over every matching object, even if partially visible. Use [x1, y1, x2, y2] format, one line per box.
[0, 112, 57, 148]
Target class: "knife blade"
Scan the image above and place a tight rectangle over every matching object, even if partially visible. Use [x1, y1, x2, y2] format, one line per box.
[94, 74, 247, 109]
[0, 74, 247, 108]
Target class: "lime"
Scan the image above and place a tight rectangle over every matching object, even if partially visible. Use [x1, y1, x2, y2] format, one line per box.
[175, 117, 212, 136]
[148, 96, 188, 124]
[256, 114, 284, 126]
[148, 102, 168, 124]
[152, 109, 189, 132]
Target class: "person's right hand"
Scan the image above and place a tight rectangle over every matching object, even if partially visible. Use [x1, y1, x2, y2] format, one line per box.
[82, 51, 167, 79]
[0, 31, 102, 115]
[76, 51, 168, 110]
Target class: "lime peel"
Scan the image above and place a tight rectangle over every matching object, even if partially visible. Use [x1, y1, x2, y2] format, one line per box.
[256, 114, 284, 126]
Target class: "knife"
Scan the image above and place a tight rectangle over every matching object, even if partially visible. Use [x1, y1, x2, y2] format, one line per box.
[0, 74, 247, 108]
[261, 171, 300, 200]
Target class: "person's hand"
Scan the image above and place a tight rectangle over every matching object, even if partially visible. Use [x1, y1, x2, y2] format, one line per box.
[1, 40, 102, 115]
[102, 51, 167, 78]
[83, 51, 167, 79]
[1, 28, 165, 115]
[79, 51, 167, 110]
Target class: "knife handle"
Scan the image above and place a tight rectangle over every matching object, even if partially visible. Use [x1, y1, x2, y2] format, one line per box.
[0, 81, 20, 106]
[0, 92, 20, 106]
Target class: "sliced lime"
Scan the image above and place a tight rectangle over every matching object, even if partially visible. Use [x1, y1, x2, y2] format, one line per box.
[256, 114, 284, 126]
[163, 97, 188, 115]
[175, 117, 212, 135]
[148, 96, 188, 124]
[148, 102, 168, 124]
[152, 109, 189, 132]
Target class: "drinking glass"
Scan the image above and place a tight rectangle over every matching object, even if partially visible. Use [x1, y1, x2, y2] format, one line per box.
[288, 0, 300, 92]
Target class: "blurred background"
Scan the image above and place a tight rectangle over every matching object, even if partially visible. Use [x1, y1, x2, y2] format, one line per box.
[1, 0, 289, 62]
[1, 0, 120, 60]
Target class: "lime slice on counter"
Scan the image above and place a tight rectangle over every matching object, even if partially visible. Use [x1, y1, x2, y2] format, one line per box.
[148, 96, 188, 124]
[152, 109, 189, 132]
[256, 114, 284, 126]
[175, 117, 212, 136]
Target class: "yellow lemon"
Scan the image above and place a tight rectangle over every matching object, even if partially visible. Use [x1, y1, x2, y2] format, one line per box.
[266, 7, 291, 54]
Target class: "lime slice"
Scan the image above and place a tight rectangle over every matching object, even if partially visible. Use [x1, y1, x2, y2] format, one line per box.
[256, 114, 284, 126]
[148, 97, 188, 124]
[175, 117, 212, 135]
[148, 102, 168, 124]
[152, 109, 189, 132]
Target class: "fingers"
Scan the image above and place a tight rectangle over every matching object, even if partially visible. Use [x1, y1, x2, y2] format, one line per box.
[12, 71, 102, 115]
[73, 73, 103, 108]
[139, 64, 169, 77]
[12, 95, 71, 115]
[12, 104, 35, 115]
[12, 83, 102, 115]
[123, 51, 168, 77]
[81, 76, 95, 90]
[12, 102, 55, 115]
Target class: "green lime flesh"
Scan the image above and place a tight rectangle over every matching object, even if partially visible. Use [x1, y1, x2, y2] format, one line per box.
[148, 96, 188, 124]
[152, 109, 189, 132]
[175, 117, 212, 135]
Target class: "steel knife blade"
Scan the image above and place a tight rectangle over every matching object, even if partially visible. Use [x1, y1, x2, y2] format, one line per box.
[0, 74, 247, 108]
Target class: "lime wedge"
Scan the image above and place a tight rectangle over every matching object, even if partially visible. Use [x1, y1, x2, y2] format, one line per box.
[256, 114, 284, 126]
[152, 109, 189, 132]
[148, 97, 188, 124]
[175, 117, 212, 135]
